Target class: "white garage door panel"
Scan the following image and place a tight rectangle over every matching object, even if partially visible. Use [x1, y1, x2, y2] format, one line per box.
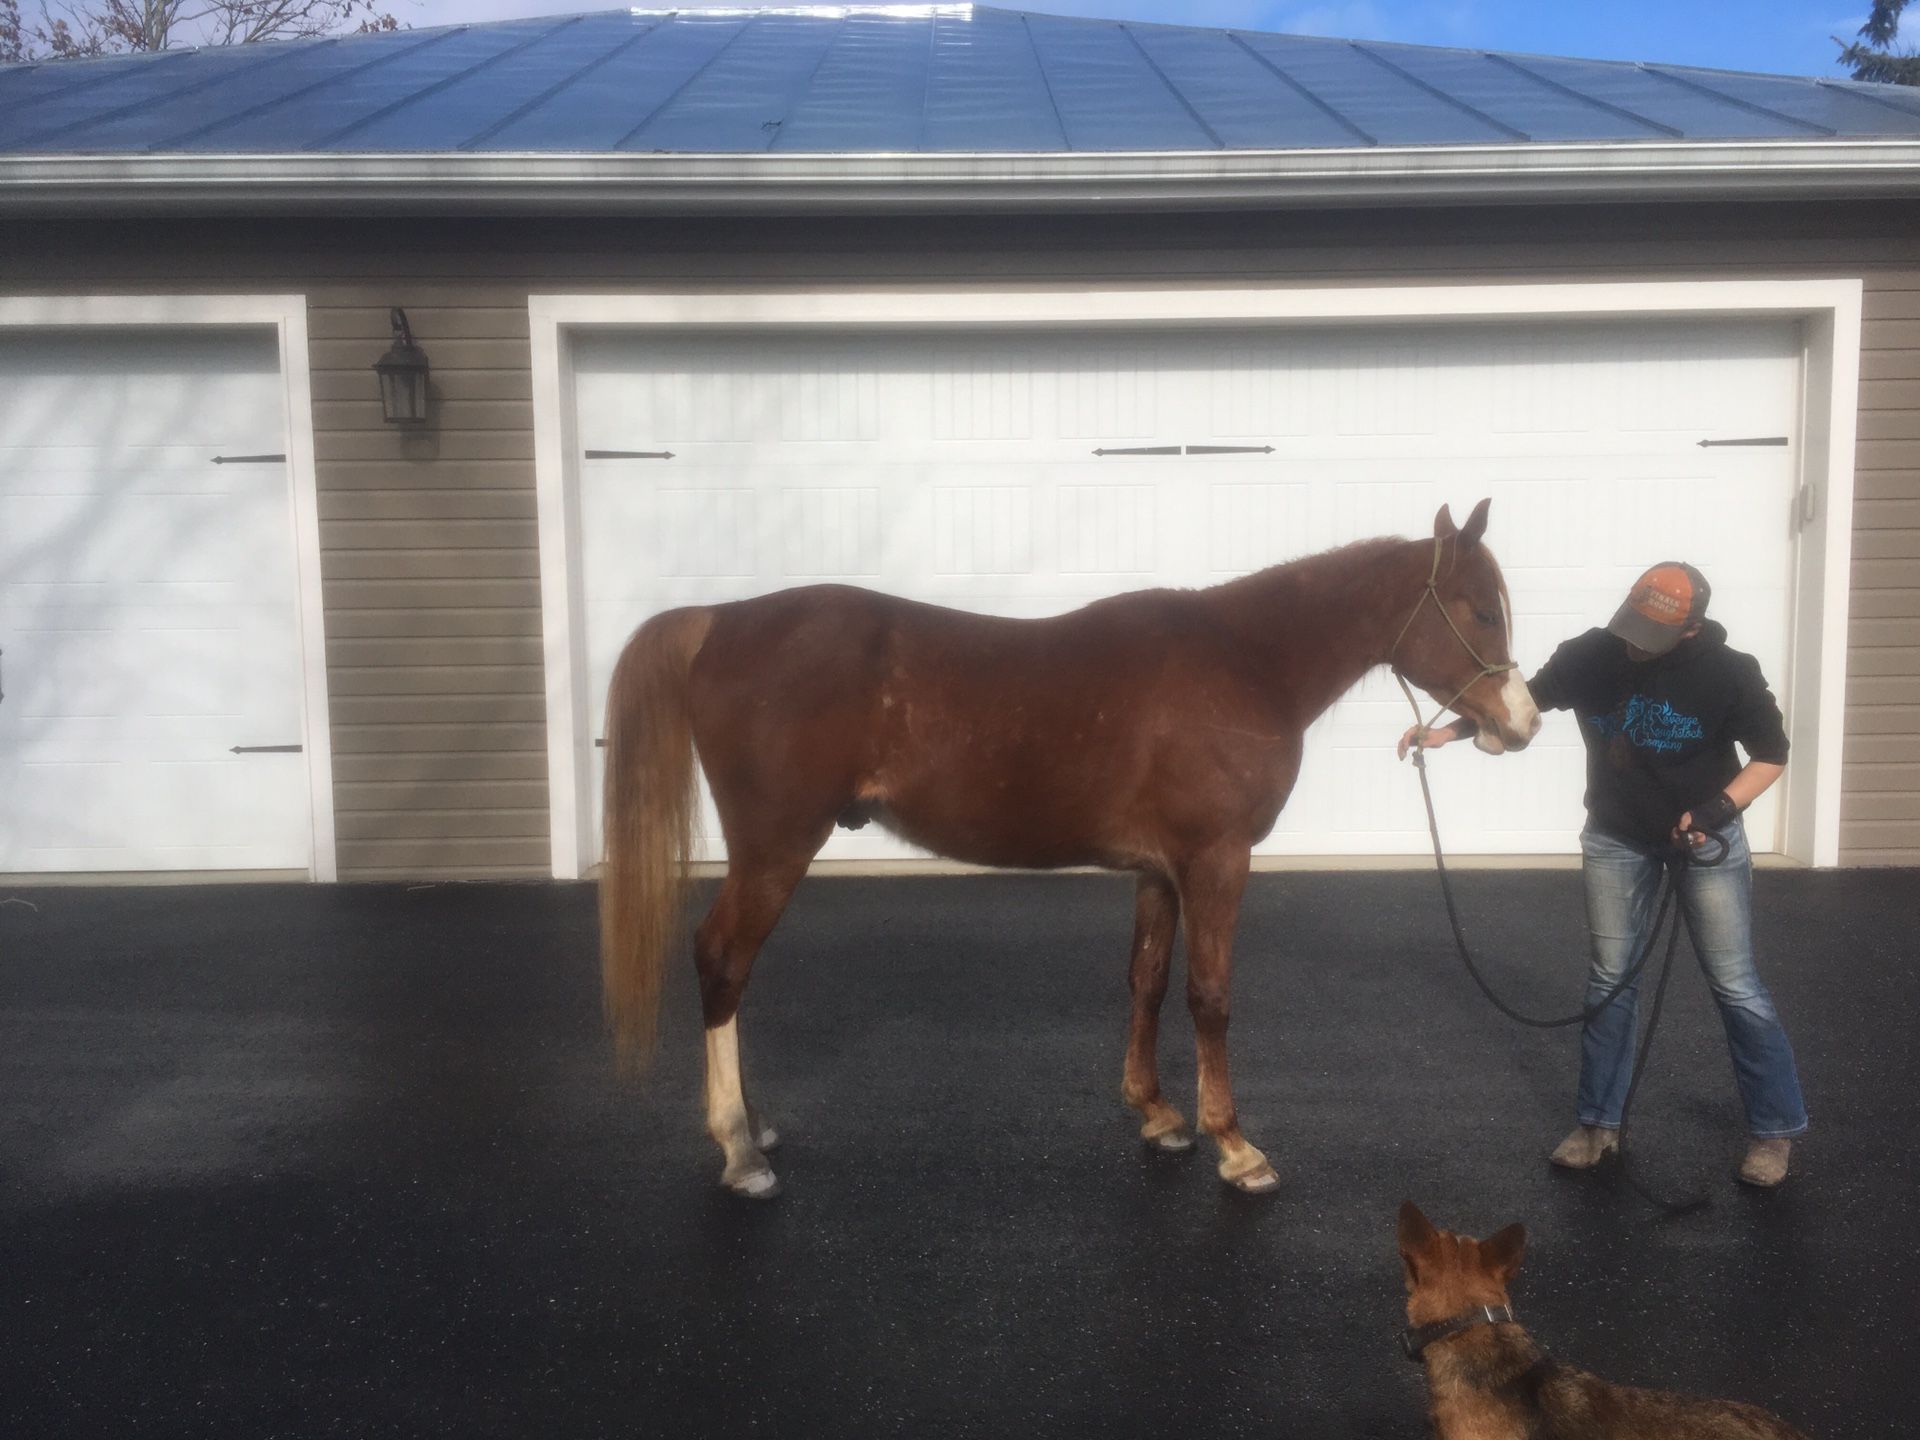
[0, 331, 312, 873]
[574, 319, 1800, 862]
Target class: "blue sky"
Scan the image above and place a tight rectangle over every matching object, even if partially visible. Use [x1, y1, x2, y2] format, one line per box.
[365, 2, 1893, 80]
[7, 0, 1898, 79]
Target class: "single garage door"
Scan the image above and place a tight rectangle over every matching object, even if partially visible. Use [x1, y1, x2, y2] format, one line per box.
[0, 329, 315, 873]
[572, 318, 1800, 861]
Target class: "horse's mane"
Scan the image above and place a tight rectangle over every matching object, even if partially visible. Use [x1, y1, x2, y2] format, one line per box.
[1210, 535, 1408, 604]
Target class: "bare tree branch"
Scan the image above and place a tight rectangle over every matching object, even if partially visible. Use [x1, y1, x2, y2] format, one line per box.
[0, 0, 28, 64]
[4, 0, 400, 59]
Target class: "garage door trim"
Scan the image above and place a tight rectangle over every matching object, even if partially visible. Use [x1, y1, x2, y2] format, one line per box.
[529, 279, 1863, 877]
[0, 293, 337, 882]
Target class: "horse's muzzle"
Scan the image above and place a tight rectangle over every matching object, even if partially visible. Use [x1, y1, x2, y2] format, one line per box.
[1471, 673, 1542, 754]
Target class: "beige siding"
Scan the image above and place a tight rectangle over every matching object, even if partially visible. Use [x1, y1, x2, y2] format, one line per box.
[2, 203, 1916, 875]
[1849, 276, 1920, 863]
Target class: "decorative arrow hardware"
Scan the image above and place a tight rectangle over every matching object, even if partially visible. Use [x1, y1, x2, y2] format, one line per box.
[212, 453, 286, 465]
[230, 744, 303, 754]
[1093, 444, 1277, 457]
[585, 449, 676, 460]
[1696, 437, 1788, 448]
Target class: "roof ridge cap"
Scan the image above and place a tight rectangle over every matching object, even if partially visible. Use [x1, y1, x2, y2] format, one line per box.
[625, 4, 973, 15]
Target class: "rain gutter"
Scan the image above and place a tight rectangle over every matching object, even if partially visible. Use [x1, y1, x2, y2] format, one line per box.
[4, 140, 1920, 215]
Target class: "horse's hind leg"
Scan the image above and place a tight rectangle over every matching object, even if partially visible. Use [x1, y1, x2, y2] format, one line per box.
[1179, 843, 1278, 1194]
[1123, 872, 1193, 1152]
[696, 848, 815, 1199]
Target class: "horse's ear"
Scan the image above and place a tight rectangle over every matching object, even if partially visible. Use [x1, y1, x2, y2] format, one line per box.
[1461, 497, 1492, 548]
[1398, 1200, 1439, 1289]
[1433, 504, 1457, 539]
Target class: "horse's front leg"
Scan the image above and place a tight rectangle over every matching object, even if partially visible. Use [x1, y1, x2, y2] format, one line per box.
[1178, 842, 1277, 1193]
[1123, 871, 1193, 1152]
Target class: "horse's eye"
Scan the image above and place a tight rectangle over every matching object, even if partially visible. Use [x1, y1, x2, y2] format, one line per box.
[1474, 610, 1499, 628]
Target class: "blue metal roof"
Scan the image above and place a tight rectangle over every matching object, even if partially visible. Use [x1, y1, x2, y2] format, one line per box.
[3, 4, 1919, 156]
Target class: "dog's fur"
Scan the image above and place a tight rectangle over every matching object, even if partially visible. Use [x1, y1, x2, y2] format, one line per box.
[1397, 1202, 1810, 1439]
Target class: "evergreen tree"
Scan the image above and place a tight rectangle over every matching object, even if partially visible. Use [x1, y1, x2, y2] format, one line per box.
[1838, 1, 1919, 85]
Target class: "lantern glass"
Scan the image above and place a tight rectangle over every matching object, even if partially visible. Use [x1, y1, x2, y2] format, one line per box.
[376, 359, 427, 423]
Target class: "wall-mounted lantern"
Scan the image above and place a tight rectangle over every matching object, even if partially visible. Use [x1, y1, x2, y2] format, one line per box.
[372, 307, 430, 424]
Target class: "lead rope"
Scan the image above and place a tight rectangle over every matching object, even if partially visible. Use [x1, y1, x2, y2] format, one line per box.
[1392, 536, 1710, 1214]
[1405, 747, 1711, 1216]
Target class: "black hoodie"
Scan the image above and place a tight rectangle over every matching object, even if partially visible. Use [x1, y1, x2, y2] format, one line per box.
[1527, 622, 1790, 847]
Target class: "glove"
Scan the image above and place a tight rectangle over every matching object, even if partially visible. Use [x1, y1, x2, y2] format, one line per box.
[1689, 790, 1739, 833]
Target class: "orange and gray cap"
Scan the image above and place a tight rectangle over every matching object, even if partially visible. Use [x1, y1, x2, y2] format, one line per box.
[1608, 562, 1710, 656]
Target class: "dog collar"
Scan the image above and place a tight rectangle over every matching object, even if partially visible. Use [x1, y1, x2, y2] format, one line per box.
[1401, 1303, 1515, 1362]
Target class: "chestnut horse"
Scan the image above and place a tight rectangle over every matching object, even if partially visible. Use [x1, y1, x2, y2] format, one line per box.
[600, 499, 1539, 1198]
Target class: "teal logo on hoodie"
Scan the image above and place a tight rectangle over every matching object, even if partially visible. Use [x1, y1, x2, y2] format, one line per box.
[1588, 695, 1704, 754]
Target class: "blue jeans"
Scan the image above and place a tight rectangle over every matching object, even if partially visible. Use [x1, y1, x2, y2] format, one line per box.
[1577, 820, 1808, 1139]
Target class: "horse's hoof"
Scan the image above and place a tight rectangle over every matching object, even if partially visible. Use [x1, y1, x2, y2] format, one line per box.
[1146, 1124, 1195, 1153]
[754, 1122, 782, 1152]
[1224, 1162, 1281, 1195]
[724, 1167, 782, 1201]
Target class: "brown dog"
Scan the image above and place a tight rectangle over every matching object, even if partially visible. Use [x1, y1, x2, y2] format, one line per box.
[1396, 1202, 1809, 1439]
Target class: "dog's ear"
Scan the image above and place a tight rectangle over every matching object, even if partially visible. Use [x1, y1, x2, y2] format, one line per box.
[1398, 1201, 1439, 1289]
[1460, 497, 1492, 548]
[1433, 504, 1457, 539]
[1481, 1222, 1527, 1285]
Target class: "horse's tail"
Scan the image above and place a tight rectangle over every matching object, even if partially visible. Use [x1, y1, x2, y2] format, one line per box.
[599, 606, 714, 1069]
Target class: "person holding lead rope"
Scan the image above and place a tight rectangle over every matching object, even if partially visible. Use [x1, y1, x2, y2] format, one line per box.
[1400, 562, 1808, 1188]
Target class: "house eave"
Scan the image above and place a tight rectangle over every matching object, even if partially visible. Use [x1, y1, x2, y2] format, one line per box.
[5, 140, 1920, 216]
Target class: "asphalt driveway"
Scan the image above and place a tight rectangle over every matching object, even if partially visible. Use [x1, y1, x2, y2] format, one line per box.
[1, 868, 1912, 1438]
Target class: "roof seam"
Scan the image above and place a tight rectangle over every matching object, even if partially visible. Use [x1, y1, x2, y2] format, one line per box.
[1481, 52, 1681, 139]
[1226, 32, 1375, 148]
[614, 11, 763, 150]
[1118, 23, 1224, 150]
[914, 7, 939, 150]
[461, 17, 667, 150]
[1638, 63, 1836, 138]
[155, 28, 463, 150]
[0, 45, 198, 124]
[1019, 12, 1073, 150]
[767, 13, 854, 152]
[7, 39, 330, 151]
[1817, 78, 1920, 121]
[315, 14, 590, 149]
[1347, 41, 1529, 141]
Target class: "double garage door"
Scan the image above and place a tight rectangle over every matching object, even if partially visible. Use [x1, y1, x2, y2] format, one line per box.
[0, 309, 1810, 875]
[572, 317, 1801, 862]
[0, 329, 316, 873]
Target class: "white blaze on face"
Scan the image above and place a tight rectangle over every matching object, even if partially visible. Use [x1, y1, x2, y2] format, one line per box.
[1493, 587, 1540, 746]
[1499, 670, 1540, 741]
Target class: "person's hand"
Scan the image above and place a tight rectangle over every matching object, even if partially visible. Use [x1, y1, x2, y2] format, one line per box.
[1398, 720, 1462, 760]
[1672, 791, 1738, 847]
[1672, 813, 1707, 849]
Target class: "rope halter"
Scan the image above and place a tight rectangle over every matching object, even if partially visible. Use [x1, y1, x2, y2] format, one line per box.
[1389, 534, 1517, 749]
